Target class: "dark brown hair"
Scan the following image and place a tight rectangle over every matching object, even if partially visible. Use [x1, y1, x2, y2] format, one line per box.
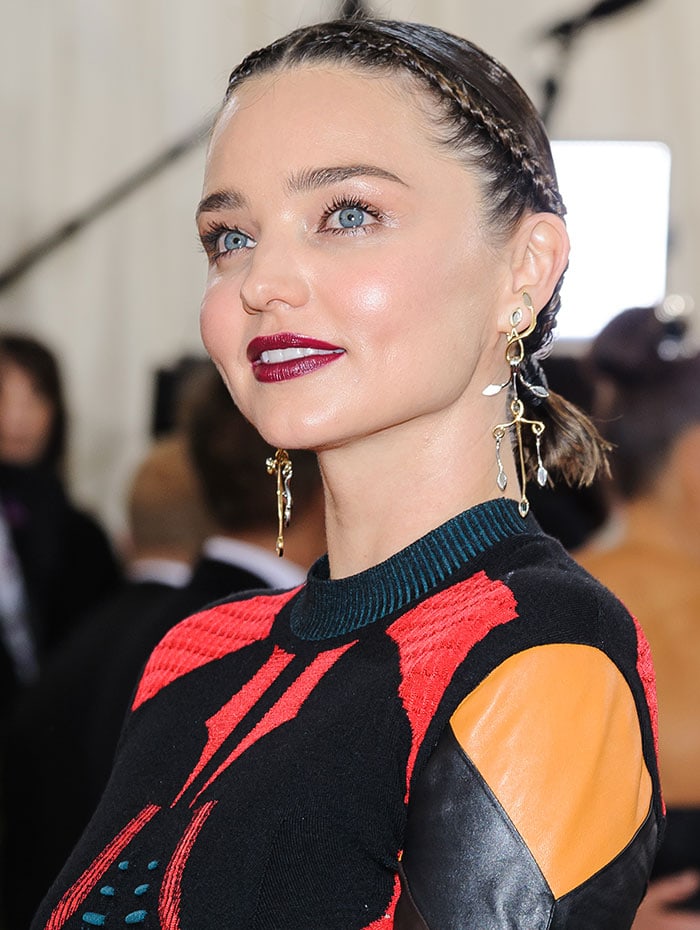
[186, 365, 321, 532]
[587, 305, 700, 499]
[0, 332, 67, 470]
[221, 18, 608, 486]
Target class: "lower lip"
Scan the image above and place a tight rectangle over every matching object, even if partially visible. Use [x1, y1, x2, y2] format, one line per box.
[252, 352, 344, 383]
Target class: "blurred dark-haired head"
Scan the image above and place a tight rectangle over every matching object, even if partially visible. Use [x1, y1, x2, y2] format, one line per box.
[186, 364, 321, 533]
[587, 304, 700, 500]
[0, 333, 66, 470]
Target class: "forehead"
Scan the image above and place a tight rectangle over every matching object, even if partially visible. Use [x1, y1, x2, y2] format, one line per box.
[205, 65, 455, 185]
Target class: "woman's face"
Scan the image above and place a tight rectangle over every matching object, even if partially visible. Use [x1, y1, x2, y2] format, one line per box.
[0, 361, 55, 465]
[198, 66, 511, 452]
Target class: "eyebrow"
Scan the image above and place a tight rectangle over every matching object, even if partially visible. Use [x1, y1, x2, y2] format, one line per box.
[196, 164, 408, 218]
[196, 189, 248, 218]
[286, 164, 408, 193]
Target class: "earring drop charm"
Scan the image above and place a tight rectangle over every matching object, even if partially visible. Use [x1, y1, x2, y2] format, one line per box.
[495, 428, 508, 491]
[535, 427, 548, 488]
[266, 449, 293, 557]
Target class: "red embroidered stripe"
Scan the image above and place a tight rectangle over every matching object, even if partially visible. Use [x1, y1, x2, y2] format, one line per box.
[632, 615, 664, 811]
[45, 804, 160, 930]
[387, 571, 518, 800]
[190, 642, 355, 805]
[171, 646, 295, 806]
[159, 801, 217, 930]
[132, 589, 299, 710]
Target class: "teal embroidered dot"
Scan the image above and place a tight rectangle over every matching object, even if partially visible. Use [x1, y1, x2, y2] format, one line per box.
[82, 914, 106, 926]
[147, 860, 159, 870]
[100, 886, 115, 896]
[125, 911, 147, 924]
[118, 860, 130, 871]
[134, 884, 150, 896]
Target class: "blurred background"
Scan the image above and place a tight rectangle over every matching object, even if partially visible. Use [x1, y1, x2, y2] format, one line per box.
[1, 0, 698, 537]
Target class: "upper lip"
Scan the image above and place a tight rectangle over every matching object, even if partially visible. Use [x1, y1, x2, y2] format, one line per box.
[246, 333, 343, 362]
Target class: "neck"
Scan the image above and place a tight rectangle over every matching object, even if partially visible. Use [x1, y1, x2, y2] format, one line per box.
[317, 400, 521, 578]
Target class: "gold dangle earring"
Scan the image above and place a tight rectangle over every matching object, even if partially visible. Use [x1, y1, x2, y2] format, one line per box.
[266, 449, 293, 557]
[483, 293, 548, 518]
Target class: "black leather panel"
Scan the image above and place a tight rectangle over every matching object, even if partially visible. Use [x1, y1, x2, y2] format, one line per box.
[396, 726, 554, 930]
[549, 810, 658, 929]
[395, 725, 659, 930]
[394, 863, 431, 930]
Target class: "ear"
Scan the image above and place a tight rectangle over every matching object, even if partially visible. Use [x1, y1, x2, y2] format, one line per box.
[496, 213, 570, 333]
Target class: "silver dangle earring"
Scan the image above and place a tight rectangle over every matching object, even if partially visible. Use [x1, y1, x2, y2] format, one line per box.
[534, 428, 548, 489]
[482, 292, 549, 518]
[266, 449, 293, 557]
[494, 427, 508, 491]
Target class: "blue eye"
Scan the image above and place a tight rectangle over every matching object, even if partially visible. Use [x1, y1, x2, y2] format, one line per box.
[217, 229, 255, 253]
[337, 206, 367, 228]
[322, 200, 379, 233]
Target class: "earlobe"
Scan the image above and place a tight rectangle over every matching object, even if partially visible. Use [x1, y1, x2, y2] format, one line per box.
[498, 214, 570, 332]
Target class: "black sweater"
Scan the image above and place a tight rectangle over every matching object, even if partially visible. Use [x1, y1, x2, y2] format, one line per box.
[33, 499, 663, 929]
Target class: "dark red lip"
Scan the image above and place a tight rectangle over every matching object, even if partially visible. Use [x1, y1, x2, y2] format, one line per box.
[247, 332, 345, 384]
[247, 333, 342, 362]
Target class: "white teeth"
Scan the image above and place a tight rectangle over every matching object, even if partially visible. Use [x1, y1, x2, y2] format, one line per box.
[260, 347, 341, 364]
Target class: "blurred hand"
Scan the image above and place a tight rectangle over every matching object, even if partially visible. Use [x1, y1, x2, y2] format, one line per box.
[633, 873, 700, 930]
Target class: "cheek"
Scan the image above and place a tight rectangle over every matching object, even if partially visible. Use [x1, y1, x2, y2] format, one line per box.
[340, 244, 475, 345]
[34, 404, 53, 438]
[199, 286, 250, 405]
[200, 279, 243, 364]
[332, 255, 425, 335]
[343, 278, 392, 322]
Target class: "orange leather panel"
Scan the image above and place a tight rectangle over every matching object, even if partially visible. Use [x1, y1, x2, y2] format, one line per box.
[450, 644, 652, 898]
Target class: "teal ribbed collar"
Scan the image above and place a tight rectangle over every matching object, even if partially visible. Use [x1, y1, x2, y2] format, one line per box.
[289, 498, 535, 641]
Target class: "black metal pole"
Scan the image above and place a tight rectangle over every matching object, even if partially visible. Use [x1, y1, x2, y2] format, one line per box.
[0, 117, 212, 294]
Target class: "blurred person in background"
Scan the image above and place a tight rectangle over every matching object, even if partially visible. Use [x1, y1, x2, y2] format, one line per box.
[1, 432, 212, 927]
[576, 303, 700, 927]
[88, 362, 325, 774]
[0, 333, 121, 685]
[4, 364, 325, 928]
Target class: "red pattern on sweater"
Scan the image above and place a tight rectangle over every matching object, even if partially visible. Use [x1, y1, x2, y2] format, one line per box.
[387, 570, 518, 801]
[189, 641, 355, 806]
[132, 589, 299, 710]
[171, 646, 295, 806]
[45, 804, 160, 930]
[631, 615, 664, 812]
[159, 801, 217, 930]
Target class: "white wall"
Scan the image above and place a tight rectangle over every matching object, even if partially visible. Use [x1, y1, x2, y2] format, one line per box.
[0, 0, 696, 535]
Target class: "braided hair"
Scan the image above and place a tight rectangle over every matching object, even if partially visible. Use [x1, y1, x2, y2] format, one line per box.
[220, 19, 609, 486]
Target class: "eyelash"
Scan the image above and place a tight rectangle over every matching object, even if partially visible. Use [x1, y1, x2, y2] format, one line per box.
[318, 196, 384, 234]
[198, 224, 248, 262]
[198, 195, 385, 262]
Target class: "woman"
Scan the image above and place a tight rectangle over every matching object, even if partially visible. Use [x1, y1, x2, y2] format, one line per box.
[0, 334, 120, 678]
[575, 305, 700, 927]
[32, 19, 662, 929]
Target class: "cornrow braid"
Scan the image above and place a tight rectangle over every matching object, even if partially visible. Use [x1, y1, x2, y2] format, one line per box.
[226, 25, 563, 214]
[226, 24, 563, 219]
[219, 18, 609, 485]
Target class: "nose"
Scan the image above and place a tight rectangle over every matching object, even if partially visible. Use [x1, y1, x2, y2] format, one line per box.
[239, 237, 310, 314]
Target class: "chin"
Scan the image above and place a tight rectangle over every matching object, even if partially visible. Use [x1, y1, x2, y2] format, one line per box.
[250, 410, 333, 453]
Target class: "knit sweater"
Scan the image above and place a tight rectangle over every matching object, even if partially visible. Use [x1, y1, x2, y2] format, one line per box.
[33, 499, 662, 930]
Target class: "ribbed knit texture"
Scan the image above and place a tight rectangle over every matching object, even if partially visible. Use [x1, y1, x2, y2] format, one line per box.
[290, 498, 532, 640]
